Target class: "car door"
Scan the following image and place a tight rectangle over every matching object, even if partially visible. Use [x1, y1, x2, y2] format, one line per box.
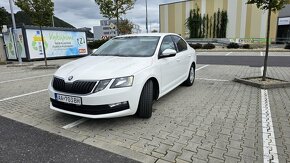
[171, 35, 190, 80]
[158, 36, 179, 94]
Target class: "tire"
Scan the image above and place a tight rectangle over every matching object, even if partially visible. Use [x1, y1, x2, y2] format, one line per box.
[137, 80, 154, 118]
[183, 63, 195, 86]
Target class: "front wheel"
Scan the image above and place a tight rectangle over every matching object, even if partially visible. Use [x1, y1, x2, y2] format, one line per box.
[136, 80, 153, 118]
[183, 63, 195, 86]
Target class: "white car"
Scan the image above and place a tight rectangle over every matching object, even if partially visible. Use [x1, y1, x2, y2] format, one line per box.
[48, 33, 196, 119]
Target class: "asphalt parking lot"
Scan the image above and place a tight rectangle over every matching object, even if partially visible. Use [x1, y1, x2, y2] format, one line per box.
[0, 52, 290, 163]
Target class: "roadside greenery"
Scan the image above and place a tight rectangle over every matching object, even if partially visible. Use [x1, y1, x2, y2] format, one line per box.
[118, 19, 134, 35]
[0, 7, 8, 32]
[186, 6, 228, 38]
[95, 0, 135, 35]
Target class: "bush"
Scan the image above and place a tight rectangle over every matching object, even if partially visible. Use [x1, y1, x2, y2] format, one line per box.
[241, 44, 251, 49]
[285, 44, 290, 49]
[87, 40, 108, 49]
[189, 43, 202, 49]
[202, 43, 215, 49]
[227, 42, 240, 49]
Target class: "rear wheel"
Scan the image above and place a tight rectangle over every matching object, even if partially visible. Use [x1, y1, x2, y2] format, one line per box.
[184, 63, 195, 86]
[137, 80, 153, 118]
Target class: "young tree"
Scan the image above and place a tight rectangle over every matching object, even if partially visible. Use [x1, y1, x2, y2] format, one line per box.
[95, 0, 135, 35]
[0, 7, 9, 32]
[247, 0, 287, 81]
[15, 0, 54, 66]
[118, 19, 134, 35]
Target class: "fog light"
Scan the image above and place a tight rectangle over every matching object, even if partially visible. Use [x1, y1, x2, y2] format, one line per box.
[109, 101, 128, 108]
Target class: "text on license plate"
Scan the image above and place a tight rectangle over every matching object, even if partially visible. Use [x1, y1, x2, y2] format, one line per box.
[55, 94, 82, 105]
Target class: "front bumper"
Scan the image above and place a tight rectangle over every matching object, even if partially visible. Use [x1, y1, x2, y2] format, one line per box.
[48, 81, 143, 118]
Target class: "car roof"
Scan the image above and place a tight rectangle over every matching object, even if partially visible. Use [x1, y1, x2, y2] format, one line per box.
[116, 33, 180, 38]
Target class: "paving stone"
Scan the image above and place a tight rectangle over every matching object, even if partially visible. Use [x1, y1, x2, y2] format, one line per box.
[176, 149, 194, 162]
[154, 143, 172, 155]
[209, 147, 226, 160]
[161, 150, 179, 162]
[169, 142, 185, 154]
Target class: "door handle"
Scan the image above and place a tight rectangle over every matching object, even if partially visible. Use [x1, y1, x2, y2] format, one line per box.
[176, 59, 181, 62]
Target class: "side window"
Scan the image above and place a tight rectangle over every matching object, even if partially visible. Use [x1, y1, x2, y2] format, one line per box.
[160, 36, 176, 53]
[172, 36, 187, 52]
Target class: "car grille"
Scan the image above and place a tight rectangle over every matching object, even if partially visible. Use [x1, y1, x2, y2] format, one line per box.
[52, 77, 97, 94]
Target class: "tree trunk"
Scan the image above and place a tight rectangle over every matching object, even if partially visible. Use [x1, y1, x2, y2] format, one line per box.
[262, 6, 272, 81]
[40, 25, 47, 66]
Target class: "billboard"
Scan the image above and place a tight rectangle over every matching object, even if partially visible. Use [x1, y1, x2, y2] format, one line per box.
[25, 29, 87, 59]
[3, 28, 26, 60]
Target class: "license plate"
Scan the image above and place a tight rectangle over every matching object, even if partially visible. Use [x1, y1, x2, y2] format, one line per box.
[55, 93, 82, 105]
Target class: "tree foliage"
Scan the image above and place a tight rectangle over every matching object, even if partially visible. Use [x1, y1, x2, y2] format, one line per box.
[15, 0, 54, 26]
[95, 0, 135, 35]
[118, 19, 134, 34]
[186, 6, 228, 38]
[0, 7, 9, 32]
[95, 0, 135, 19]
[246, 0, 287, 12]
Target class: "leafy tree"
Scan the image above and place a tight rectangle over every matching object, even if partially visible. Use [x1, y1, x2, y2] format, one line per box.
[15, 0, 54, 66]
[95, 0, 135, 35]
[118, 19, 133, 34]
[15, 0, 54, 26]
[247, 0, 287, 81]
[0, 7, 9, 32]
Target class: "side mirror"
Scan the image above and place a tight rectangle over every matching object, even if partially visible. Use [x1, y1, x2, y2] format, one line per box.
[161, 49, 176, 58]
[92, 49, 98, 53]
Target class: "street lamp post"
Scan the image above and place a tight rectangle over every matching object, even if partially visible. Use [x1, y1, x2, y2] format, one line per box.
[145, 0, 148, 33]
[9, 0, 22, 64]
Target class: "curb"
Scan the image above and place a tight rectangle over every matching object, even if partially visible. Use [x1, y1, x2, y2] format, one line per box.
[6, 63, 34, 67]
[32, 64, 60, 70]
[196, 49, 290, 52]
[233, 76, 290, 89]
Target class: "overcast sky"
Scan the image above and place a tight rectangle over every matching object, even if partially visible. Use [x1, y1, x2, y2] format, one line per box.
[1, 0, 180, 32]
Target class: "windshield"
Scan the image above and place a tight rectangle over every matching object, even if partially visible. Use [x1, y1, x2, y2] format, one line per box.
[92, 36, 160, 57]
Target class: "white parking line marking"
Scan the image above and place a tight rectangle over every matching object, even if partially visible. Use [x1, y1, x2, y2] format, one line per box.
[225, 52, 233, 56]
[196, 65, 209, 71]
[62, 118, 88, 129]
[0, 74, 53, 84]
[261, 89, 279, 163]
[0, 70, 27, 75]
[0, 89, 48, 102]
[196, 78, 229, 82]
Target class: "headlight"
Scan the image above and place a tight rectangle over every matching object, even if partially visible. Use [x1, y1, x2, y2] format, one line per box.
[110, 76, 134, 88]
[93, 79, 111, 92]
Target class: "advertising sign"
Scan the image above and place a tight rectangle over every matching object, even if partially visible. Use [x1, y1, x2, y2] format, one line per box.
[3, 28, 26, 60]
[25, 29, 87, 59]
[278, 17, 290, 25]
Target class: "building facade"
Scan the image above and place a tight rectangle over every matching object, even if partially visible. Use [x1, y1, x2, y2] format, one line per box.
[93, 19, 141, 40]
[159, 0, 290, 41]
[277, 5, 290, 42]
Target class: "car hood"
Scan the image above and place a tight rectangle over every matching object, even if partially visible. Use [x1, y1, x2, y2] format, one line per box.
[54, 56, 153, 81]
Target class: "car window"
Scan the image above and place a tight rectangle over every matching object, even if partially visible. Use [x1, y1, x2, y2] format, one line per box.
[92, 36, 160, 57]
[160, 36, 176, 53]
[172, 36, 187, 52]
